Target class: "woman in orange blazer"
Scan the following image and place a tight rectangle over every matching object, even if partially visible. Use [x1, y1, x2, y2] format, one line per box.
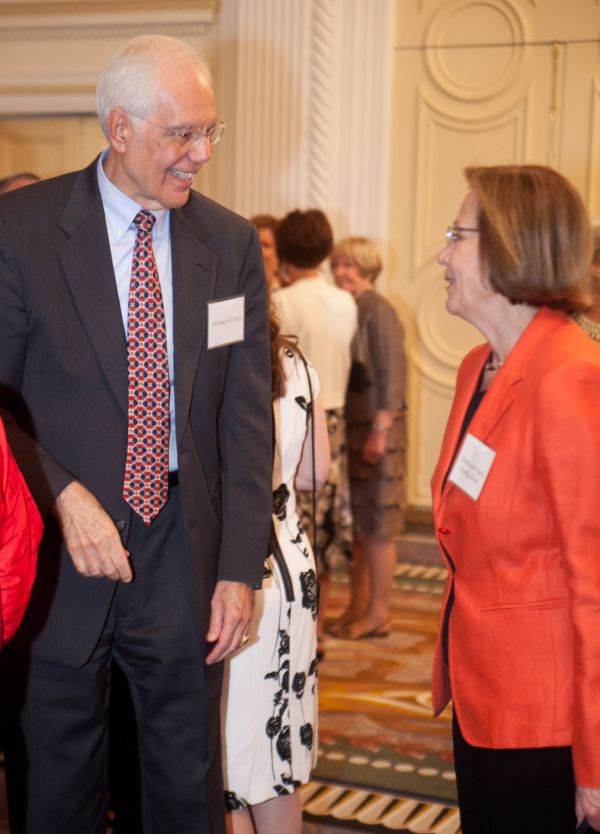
[432, 165, 600, 834]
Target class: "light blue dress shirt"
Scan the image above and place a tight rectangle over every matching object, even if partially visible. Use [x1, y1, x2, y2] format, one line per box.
[96, 152, 178, 471]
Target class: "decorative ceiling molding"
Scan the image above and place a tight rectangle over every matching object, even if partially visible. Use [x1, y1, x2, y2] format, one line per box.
[0, 0, 219, 13]
[0, 0, 220, 113]
[0, 0, 219, 39]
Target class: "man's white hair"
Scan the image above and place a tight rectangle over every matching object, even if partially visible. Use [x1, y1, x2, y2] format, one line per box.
[96, 35, 213, 138]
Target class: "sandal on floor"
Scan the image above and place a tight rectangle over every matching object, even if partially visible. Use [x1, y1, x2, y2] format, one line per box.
[338, 620, 391, 640]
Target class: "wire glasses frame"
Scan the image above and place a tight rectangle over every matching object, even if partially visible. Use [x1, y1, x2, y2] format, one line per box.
[446, 224, 480, 243]
[129, 113, 226, 149]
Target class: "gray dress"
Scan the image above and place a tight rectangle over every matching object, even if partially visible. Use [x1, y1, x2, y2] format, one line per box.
[346, 289, 407, 537]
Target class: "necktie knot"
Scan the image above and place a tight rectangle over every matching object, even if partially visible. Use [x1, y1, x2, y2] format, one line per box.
[133, 210, 156, 235]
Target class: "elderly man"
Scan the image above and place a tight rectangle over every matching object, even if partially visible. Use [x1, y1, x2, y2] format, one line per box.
[0, 35, 272, 834]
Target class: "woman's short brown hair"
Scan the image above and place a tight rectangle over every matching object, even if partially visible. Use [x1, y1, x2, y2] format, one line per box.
[250, 213, 279, 233]
[330, 236, 383, 282]
[275, 209, 333, 269]
[465, 165, 592, 312]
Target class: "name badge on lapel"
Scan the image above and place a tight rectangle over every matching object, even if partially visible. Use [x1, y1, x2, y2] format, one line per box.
[448, 433, 496, 500]
[207, 295, 245, 349]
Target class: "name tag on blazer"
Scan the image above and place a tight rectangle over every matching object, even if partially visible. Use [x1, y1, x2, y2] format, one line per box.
[207, 295, 245, 349]
[448, 433, 496, 500]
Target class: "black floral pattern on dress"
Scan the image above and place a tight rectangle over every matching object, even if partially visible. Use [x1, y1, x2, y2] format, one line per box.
[300, 569, 318, 619]
[294, 395, 312, 417]
[229, 351, 318, 805]
[272, 483, 290, 520]
[274, 774, 301, 795]
[299, 723, 314, 750]
[224, 790, 250, 810]
[292, 672, 305, 698]
[266, 715, 282, 738]
[278, 631, 290, 657]
[276, 725, 291, 762]
[290, 521, 303, 545]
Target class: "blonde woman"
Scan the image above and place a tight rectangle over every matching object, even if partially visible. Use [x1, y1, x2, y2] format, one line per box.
[330, 237, 407, 639]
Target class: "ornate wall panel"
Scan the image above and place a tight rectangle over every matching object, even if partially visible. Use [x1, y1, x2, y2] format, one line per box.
[424, 0, 526, 102]
[414, 94, 527, 271]
[390, 0, 600, 509]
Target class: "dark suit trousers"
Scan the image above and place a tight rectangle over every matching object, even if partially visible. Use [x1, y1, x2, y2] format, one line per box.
[452, 714, 576, 834]
[3, 485, 225, 834]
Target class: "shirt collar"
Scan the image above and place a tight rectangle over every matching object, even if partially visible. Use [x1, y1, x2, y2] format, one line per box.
[96, 149, 169, 243]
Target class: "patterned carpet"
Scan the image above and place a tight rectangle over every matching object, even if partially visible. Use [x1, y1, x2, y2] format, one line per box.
[302, 558, 460, 833]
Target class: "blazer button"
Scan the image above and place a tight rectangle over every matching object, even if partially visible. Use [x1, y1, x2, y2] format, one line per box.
[437, 526, 450, 535]
[116, 520, 126, 531]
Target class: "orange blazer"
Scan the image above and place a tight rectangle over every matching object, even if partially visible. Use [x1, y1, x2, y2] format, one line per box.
[431, 307, 600, 787]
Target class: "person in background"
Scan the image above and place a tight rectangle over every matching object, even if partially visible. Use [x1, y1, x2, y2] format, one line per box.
[432, 165, 600, 834]
[330, 237, 407, 639]
[572, 221, 600, 342]
[273, 209, 356, 655]
[0, 34, 272, 834]
[221, 299, 330, 834]
[251, 213, 281, 290]
[0, 173, 40, 195]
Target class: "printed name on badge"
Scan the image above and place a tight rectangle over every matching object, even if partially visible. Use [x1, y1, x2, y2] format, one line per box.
[207, 295, 245, 349]
[448, 433, 496, 500]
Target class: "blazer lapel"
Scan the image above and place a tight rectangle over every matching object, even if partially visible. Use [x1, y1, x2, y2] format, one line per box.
[436, 309, 561, 507]
[432, 346, 487, 510]
[468, 309, 563, 445]
[56, 163, 128, 413]
[170, 208, 218, 449]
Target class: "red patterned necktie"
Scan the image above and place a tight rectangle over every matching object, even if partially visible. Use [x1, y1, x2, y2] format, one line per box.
[122, 210, 170, 524]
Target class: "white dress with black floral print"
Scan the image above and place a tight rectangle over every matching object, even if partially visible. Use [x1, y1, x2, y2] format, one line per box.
[221, 348, 319, 808]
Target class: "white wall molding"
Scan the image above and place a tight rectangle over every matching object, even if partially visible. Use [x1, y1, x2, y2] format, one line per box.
[0, 1, 219, 114]
[0, 10, 217, 40]
[219, 0, 395, 248]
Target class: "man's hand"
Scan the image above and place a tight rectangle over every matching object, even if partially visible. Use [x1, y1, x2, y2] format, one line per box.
[53, 481, 132, 582]
[205, 580, 254, 665]
[576, 785, 600, 831]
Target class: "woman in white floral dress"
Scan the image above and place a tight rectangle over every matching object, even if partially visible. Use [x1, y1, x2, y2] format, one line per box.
[221, 310, 330, 834]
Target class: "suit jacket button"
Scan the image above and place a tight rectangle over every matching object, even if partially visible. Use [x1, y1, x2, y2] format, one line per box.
[437, 526, 450, 535]
[116, 520, 126, 531]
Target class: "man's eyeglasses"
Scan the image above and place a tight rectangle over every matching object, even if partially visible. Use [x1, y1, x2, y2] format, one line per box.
[129, 113, 226, 149]
[446, 224, 479, 243]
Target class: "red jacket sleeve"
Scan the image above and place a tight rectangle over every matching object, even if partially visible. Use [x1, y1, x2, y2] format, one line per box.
[0, 419, 42, 647]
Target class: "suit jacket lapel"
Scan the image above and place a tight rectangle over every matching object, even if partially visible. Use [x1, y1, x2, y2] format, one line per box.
[170, 207, 218, 449]
[56, 162, 128, 413]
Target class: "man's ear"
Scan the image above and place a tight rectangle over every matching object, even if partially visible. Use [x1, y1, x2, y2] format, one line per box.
[106, 108, 131, 153]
